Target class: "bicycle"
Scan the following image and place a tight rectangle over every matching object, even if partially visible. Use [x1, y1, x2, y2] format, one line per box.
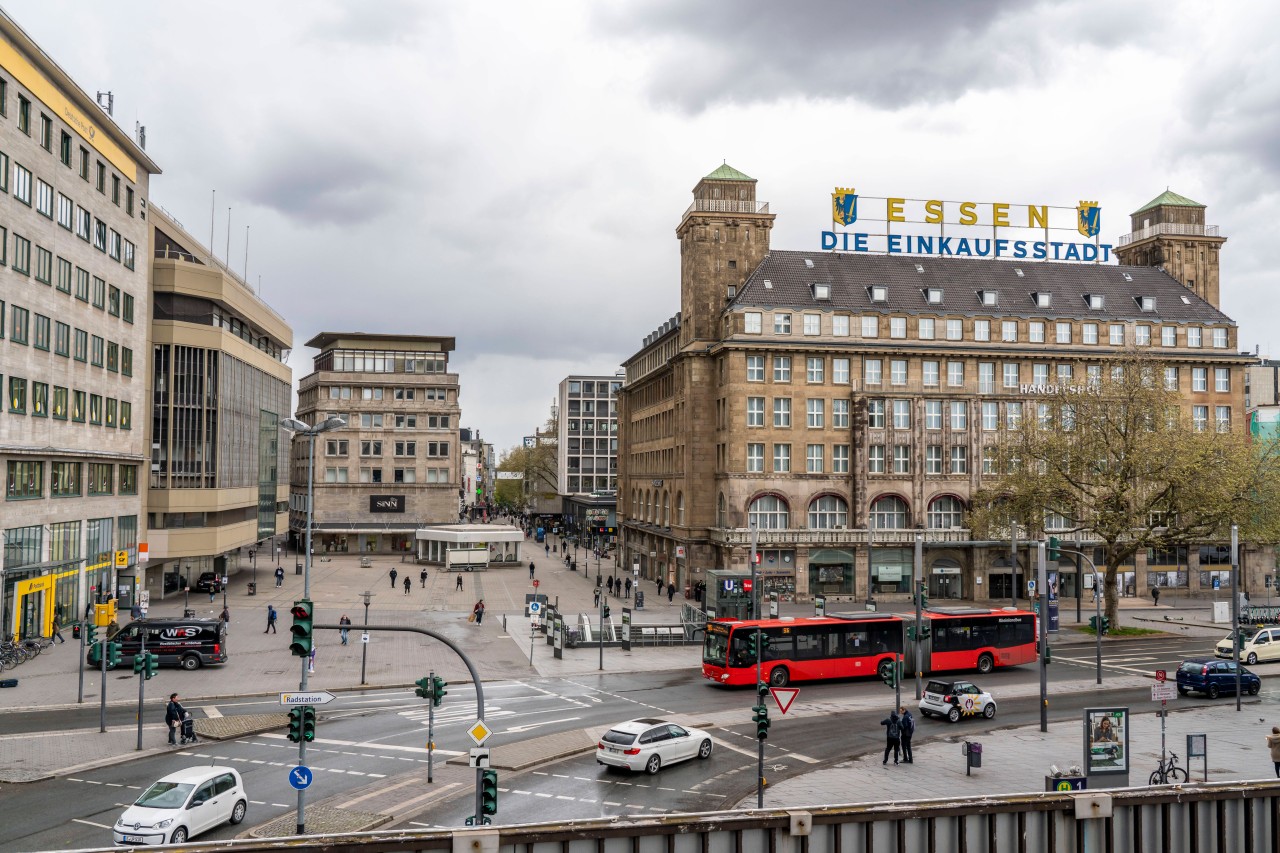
[1149, 751, 1188, 785]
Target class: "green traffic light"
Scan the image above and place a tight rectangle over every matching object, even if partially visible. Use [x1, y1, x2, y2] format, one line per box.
[480, 769, 499, 816]
[432, 675, 448, 707]
[289, 600, 314, 657]
[414, 677, 432, 700]
[301, 707, 317, 741]
[287, 707, 303, 743]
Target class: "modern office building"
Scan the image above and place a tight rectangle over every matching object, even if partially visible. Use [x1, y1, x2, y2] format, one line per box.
[0, 11, 160, 640]
[291, 332, 461, 554]
[556, 374, 620, 544]
[617, 167, 1254, 602]
[144, 206, 293, 599]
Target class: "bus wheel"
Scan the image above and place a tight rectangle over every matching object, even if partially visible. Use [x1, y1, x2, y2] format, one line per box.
[768, 667, 790, 687]
[977, 654, 994, 675]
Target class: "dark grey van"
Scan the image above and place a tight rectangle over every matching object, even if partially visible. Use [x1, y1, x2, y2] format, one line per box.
[87, 618, 228, 671]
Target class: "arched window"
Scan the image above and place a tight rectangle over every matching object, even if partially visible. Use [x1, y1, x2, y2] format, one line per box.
[749, 495, 790, 530]
[870, 496, 909, 529]
[676, 492, 685, 526]
[717, 493, 727, 528]
[644, 489, 651, 523]
[808, 495, 848, 529]
[928, 496, 965, 530]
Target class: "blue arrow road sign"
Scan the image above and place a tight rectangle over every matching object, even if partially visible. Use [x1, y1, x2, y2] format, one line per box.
[528, 601, 542, 614]
[288, 766, 313, 790]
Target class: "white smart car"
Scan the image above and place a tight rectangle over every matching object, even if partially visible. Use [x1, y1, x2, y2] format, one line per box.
[597, 718, 714, 774]
[919, 679, 997, 723]
[114, 766, 247, 845]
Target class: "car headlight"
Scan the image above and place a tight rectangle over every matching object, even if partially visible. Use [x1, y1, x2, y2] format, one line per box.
[156, 819, 173, 829]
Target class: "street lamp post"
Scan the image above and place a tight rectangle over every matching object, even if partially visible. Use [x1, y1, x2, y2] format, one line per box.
[281, 415, 345, 836]
[360, 590, 372, 685]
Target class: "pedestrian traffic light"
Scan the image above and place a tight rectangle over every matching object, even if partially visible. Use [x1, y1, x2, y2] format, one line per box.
[289, 599, 314, 657]
[133, 652, 146, 674]
[301, 706, 317, 741]
[480, 769, 499, 816]
[752, 703, 771, 740]
[907, 626, 917, 642]
[106, 641, 122, 668]
[287, 707, 304, 743]
[1048, 536, 1061, 561]
[414, 676, 432, 700]
[602, 603, 611, 619]
[145, 651, 159, 680]
[919, 626, 932, 641]
[881, 659, 901, 688]
[83, 623, 97, 645]
[432, 675, 448, 707]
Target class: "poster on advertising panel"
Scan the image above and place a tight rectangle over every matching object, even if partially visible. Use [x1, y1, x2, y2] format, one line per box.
[1084, 707, 1129, 779]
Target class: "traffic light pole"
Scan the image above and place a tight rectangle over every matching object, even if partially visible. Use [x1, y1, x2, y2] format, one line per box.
[1056, 547, 1103, 686]
[913, 531, 923, 701]
[135, 627, 146, 751]
[1232, 524, 1241, 713]
[99, 616, 108, 733]
[427, 669, 436, 783]
[77, 618, 86, 704]
[296, 430, 317, 835]
[1037, 540, 1048, 733]
[749, 523, 764, 809]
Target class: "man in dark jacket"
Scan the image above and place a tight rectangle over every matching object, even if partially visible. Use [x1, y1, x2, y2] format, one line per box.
[898, 706, 916, 763]
[881, 710, 902, 765]
[667, 582, 676, 602]
[165, 693, 186, 745]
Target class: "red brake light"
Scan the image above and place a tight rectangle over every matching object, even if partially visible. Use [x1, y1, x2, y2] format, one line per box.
[213, 643, 221, 654]
[597, 741, 604, 750]
[623, 747, 641, 755]
[944, 695, 954, 703]
[1202, 665, 1209, 675]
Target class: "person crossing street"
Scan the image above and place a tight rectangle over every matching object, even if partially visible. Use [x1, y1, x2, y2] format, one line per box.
[389, 568, 399, 589]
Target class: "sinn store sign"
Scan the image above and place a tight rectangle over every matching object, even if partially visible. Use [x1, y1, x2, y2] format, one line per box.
[369, 495, 406, 513]
[823, 190, 1112, 263]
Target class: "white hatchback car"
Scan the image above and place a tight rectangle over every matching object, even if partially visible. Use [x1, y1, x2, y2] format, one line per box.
[114, 766, 247, 846]
[919, 679, 997, 723]
[597, 718, 714, 774]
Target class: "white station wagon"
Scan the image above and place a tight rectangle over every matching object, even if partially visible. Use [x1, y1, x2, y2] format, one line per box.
[597, 718, 714, 774]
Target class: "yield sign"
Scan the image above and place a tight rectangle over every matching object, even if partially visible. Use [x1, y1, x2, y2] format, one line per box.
[769, 687, 799, 715]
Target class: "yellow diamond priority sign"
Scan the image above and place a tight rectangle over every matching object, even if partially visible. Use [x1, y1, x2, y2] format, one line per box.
[467, 719, 492, 745]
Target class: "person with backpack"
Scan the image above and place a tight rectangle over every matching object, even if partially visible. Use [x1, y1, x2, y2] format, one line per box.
[881, 709, 903, 766]
[898, 706, 916, 763]
[265, 604, 278, 634]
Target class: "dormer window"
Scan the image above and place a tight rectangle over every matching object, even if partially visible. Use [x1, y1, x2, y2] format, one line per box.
[804, 259, 814, 269]
[1136, 296, 1156, 312]
[924, 287, 943, 305]
[1033, 292, 1052, 309]
[1014, 268, 1025, 278]
[1085, 294, 1104, 310]
[763, 279, 773, 289]
[914, 263, 925, 273]
[1122, 272, 1133, 282]
[869, 285, 888, 303]
[811, 283, 830, 300]
[979, 290, 998, 307]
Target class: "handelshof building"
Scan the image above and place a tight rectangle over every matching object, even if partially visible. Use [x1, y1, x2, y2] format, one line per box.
[618, 167, 1254, 603]
[557, 374, 620, 543]
[144, 206, 293, 599]
[291, 332, 461, 554]
[0, 10, 160, 640]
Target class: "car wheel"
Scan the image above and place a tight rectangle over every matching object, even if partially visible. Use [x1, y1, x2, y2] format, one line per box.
[977, 654, 995, 675]
[982, 703, 996, 719]
[1249, 682, 1261, 696]
[947, 706, 961, 723]
[1247, 653, 1258, 665]
[645, 754, 661, 775]
[1177, 686, 1189, 695]
[170, 827, 188, 844]
[180, 655, 201, 671]
[768, 666, 790, 687]
[1208, 684, 1220, 699]
[698, 739, 713, 760]
[230, 800, 247, 825]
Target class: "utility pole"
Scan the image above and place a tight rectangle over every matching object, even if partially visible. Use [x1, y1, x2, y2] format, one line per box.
[913, 531, 924, 700]
[750, 522, 763, 809]
[359, 591, 372, 686]
[1232, 524, 1241, 712]
[135, 626, 147, 750]
[1011, 525, 1019, 609]
[1037, 539, 1049, 733]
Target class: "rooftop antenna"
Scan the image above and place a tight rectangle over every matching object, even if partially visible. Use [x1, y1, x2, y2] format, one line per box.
[209, 190, 216, 260]
[135, 122, 146, 150]
[96, 91, 113, 116]
[244, 225, 250, 282]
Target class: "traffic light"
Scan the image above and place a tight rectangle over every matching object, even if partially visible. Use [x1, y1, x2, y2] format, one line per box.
[432, 675, 448, 707]
[83, 623, 97, 645]
[287, 707, 304, 743]
[106, 642, 122, 668]
[745, 633, 758, 658]
[602, 603, 611, 619]
[301, 707, 317, 741]
[145, 651, 159, 680]
[289, 600, 314, 657]
[881, 659, 901, 688]
[918, 585, 929, 610]
[1048, 536, 1061, 561]
[907, 626, 917, 642]
[480, 769, 499, 816]
[919, 626, 932, 641]
[414, 676, 432, 700]
[88, 642, 102, 666]
[133, 652, 146, 674]
[1089, 616, 1111, 635]
[752, 703, 771, 740]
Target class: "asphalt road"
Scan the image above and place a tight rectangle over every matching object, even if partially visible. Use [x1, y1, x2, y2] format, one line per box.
[0, 633, 1255, 851]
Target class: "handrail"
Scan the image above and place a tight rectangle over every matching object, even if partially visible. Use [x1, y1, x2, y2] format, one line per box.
[1118, 222, 1219, 246]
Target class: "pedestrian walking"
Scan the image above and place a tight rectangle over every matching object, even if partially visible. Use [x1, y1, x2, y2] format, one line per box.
[265, 604, 277, 633]
[275, 566, 285, 588]
[219, 607, 230, 624]
[881, 710, 902, 765]
[594, 588, 601, 607]
[52, 613, 65, 644]
[208, 586, 216, 603]
[667, 582, 676, 603]
[607, 576, 615, 596]
[339, 614, 351, 645]
[403, 576, 412, 595]
[455, 574, 464, 592]
[1268, 726, 1280, 778]
[1152, 586, 1161, 606]
[165, 693, 186, 746]
[389, 568, 399, 589]
[529, 562, 536, 580]
[420, 569, 428, 589]
[472, 599, 486, 625]
[624, 578, 632, 599]
[899, 706, 915, 763]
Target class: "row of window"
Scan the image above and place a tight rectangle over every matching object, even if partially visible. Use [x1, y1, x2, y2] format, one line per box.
[742, 311, 1231, 349]
[319, 350, 448, 374]
[326, 385, 452, 401]
[0, 81, 138, 214]
[0, 226, 137, 319]
[2, 301, 134, 371]
[322, 466, 451, 484]
[745, 354, 1232, 393]
[566, 380, 621, 397]
[732, 494, 966, 531]
[6, 376, 133, 427]
[6, 459, 139, 500]
[325, 439, 452, 457]
[319, 413, 452, 431]
[566, 419, 618, 434]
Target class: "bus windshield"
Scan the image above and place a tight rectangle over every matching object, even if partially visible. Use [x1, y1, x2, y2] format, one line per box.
[703, 630, 728, 667]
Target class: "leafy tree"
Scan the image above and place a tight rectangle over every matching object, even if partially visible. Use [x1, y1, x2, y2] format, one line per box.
[970, 350, 1280, 627]
[494, 415, 559, 510]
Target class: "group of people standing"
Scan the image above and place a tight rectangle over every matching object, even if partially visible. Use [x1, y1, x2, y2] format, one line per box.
[880, 706, 917, 766]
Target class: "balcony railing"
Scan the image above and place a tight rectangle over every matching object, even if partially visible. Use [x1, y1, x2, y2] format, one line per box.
[1117, 222, 1219, 246]
[682, 199, 770, 218]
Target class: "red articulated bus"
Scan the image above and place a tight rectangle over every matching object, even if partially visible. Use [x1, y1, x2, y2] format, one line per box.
[702, 607, 1037, 687]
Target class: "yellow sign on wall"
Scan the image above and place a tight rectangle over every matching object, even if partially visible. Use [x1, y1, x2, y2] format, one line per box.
[115, 550, 129, 568]
[0, 37, 138, 181]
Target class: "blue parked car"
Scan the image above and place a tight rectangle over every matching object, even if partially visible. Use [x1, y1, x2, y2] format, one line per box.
[1176, 657, 1261, 699]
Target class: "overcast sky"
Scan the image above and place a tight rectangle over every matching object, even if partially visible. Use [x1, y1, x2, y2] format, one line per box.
[8, 1, 1278, 455]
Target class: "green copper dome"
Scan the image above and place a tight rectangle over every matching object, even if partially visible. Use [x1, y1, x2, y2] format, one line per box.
[1133, 190, 1204, 215]
[704, 163, 755, 182]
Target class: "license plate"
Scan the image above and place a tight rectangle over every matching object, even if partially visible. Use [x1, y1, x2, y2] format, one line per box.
[608, 748, 621, 754]
[122, 835, 145, 843]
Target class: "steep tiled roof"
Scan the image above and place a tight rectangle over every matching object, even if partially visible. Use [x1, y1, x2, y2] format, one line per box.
[1133, 190, 1204, 215]
[730, 251, 1233, 325]
[704, 163, 755, 182]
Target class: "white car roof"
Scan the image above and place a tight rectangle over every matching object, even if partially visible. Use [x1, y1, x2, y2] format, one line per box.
[154, 766, 239, 785]
[609, 718, 671, 734]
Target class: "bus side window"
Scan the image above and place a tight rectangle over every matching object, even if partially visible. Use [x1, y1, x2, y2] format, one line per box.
[763, 629, 789, 661]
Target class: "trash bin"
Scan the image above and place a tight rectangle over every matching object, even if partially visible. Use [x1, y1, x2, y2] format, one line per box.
[571, 560, 577, 571]
[295, 562, 303, 575]
[247, 582, 257, 596]
[964, 741, 982, 770]
[635, 591, 645, 610]
[684, 585, 692, 599]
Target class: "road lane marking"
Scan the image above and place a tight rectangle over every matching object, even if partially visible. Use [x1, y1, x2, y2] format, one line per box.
[203, 706, 224, 719]
[72, 819, 113, 829]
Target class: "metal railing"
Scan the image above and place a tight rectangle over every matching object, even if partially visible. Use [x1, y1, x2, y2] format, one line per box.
[709, 527, 973, 547]
[682, 198, 770, 217]
[1118, 222, 1220, 246]
[153, 247, 289, 327]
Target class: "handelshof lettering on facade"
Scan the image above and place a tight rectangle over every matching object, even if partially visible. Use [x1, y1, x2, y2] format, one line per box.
[1018, 384, 1101, 396]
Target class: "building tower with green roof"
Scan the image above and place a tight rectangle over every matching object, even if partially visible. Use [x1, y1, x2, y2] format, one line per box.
[1115, 190, 1227, 309]
[676, 164, 776, 346]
